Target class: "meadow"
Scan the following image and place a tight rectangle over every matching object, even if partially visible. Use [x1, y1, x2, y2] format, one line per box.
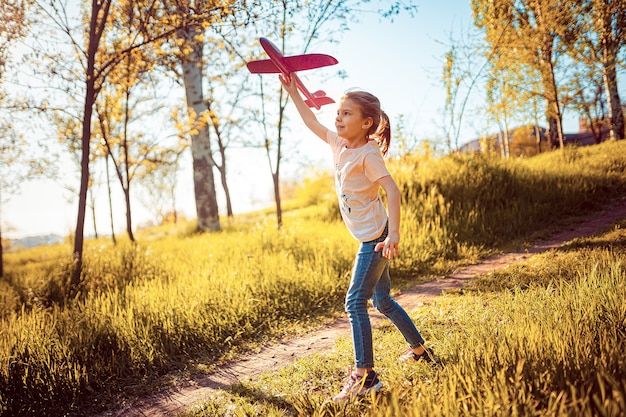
[187, 221, 626, 416]
[2, 140, 626, 416]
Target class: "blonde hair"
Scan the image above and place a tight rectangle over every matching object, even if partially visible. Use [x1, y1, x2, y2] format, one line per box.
[343, 91, 391, 156]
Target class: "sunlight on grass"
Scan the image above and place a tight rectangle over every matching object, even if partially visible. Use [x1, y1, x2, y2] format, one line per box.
[183, 223, 626, 416]
[2, 141, 626, 415]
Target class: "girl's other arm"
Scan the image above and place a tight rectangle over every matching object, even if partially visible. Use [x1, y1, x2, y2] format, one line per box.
[375, 175, 401, 260]
[279, 75, 328, 141]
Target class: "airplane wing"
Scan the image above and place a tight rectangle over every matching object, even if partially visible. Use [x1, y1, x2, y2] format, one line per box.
[284, 54, 338, 71]
[247, 54, 338, 74]
[246, 59, 279, 74]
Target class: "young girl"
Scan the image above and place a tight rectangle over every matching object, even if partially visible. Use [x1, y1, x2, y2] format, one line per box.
[279, 75, 437, 402]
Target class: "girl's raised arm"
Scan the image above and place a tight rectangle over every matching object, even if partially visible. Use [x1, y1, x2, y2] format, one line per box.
[279, 75, 329, 142]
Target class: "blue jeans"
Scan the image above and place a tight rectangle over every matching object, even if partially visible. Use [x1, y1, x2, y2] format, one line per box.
[345, 225, 425, 369]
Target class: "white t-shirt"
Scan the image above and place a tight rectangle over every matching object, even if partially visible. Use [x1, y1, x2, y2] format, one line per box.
[327, 131, 390, 242]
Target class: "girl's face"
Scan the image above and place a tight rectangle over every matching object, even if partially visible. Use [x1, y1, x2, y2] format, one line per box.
[335, 98, 372, 143]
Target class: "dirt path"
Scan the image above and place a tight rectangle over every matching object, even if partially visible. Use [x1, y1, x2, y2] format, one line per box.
[101, 199, 626, 417]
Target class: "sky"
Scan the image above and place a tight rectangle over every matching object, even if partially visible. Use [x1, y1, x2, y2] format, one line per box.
[1, 0, 581, 240]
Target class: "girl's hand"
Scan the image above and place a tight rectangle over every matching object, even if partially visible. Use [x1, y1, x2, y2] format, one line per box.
[279, 74, 297, 95]
[278, 72, 329, 141]
[375, 233, 400, 260]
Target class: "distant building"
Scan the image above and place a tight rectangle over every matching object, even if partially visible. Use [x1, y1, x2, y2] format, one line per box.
[564, 118, 611, 146]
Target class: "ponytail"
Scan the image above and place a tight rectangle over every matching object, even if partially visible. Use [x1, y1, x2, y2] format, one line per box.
[375, 111, 391, 156]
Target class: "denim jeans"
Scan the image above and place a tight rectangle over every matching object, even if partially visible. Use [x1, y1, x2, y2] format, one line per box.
[345, 224, 425, 369]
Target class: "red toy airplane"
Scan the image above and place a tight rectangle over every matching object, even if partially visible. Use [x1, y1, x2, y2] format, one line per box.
[246, 37, 338, 110]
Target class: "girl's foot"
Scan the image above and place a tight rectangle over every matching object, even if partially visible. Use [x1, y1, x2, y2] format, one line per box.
[399, 346, 439, 364]
[332, 370, 383, 402]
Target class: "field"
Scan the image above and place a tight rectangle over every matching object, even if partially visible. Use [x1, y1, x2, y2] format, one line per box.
[186, 222, 626, 416]
[2, 141, 626, 416]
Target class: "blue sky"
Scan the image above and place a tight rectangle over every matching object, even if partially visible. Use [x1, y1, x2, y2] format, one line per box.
[298, 1, 477, 149]
[2, 1, 582, 239]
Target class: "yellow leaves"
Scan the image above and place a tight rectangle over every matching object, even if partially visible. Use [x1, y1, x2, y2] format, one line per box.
[207, 108, 219, 127]
[172, 105, 212, 139]
[140, 158, 158, 172]
[180, 45, 194, 57]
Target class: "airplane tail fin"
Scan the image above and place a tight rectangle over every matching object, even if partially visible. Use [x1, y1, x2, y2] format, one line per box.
[305, 91, 335, 109]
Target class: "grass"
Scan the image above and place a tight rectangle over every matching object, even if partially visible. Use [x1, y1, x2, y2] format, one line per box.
[1, 140, 626, 416]
[182, 220, 626, 416]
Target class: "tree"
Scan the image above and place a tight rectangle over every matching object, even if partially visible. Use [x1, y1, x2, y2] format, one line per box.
[133, 0, 259, 233]
[441, 25, 488, 152]
[138, 143, 187, 226]
[31, 0, 202, 292]
[567, 72, 607, 144]
[472, 0, 577, 150]
[486, 73, 513, 158]
[70, 0, 115, 291]
[203, 25, 257, 218]
[0, 0, 33, 278]
[579, 0, 625, 140]
[0, 0, 29, 78]
[91, 8, 176, 242]
[177, 20, 222, 232]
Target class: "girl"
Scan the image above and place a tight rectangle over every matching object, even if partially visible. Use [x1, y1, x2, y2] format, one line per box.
[279, 75, 436, 402]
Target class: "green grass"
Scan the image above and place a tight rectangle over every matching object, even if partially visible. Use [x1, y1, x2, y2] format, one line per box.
[1, 140, 626, 416]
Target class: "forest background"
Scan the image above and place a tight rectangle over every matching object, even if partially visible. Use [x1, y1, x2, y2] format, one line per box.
[1, 0, 625, 282]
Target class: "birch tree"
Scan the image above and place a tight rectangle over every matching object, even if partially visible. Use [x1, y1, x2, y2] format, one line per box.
[486, 73, 513, 158]
[30, 0, 201, 291]
[177, 20, 222, 231]
[134, 0, 253, 232]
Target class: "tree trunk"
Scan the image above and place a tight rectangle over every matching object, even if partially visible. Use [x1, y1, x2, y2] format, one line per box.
[105, 154, 117, 245]
[217, 164, 233, 217]
[272, 97, 286, 229]
[123, 186, 135, 241]
[0, 223, 4, 279]
[180, 26, 220, 232]
[546, 116, 560, 150]
[122, 79, 135, 242]
[170, 183, 178, 223]
[70, 0, 111, 292]
[602, 56, 625, 140]
[536, 6, 563, 150]
[541, 56, 561, 150]
[71, 91, 93, 291]
[89, 188, 98, 238]
[207, 102, 233, 217]
[272, 172, 282, 228]
[534, 124, 542, 154]
[503, 120, 510, 159]
[542, 65, 562, 150]
[497, 129, 504, 158]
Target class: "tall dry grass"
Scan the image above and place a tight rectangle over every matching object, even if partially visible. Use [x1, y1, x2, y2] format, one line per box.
[189, 221, 626, 417]
[1, 140, 626, 416]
